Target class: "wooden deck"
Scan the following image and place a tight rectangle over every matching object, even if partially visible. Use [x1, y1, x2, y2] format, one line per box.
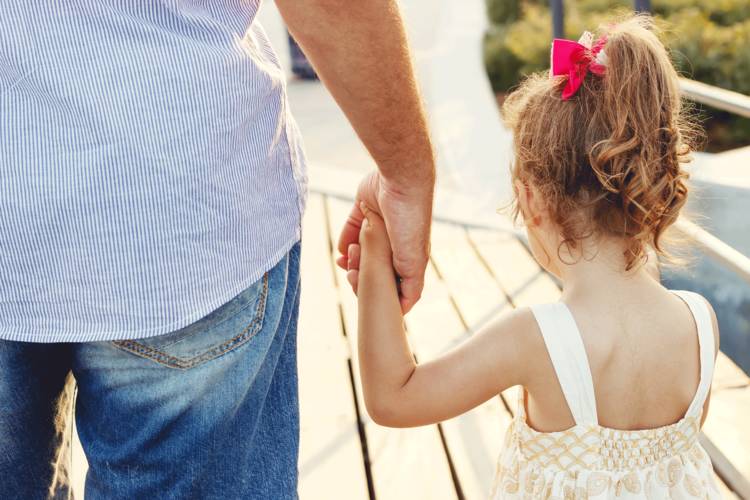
[295, 192, 750, 500]
[70, 191, 749, 498]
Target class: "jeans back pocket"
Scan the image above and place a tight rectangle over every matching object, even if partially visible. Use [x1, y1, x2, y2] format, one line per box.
[112, 273, 269, 369]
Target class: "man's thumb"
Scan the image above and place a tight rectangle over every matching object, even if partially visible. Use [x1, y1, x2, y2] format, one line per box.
[398, 276, 424, 314]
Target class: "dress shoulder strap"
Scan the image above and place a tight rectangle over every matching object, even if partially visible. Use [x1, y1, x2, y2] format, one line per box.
[671, 290, 716, 418]
[529, 302, 598, 426]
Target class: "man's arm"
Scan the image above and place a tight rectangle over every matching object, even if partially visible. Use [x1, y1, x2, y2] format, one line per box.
[276, 0, 433, 185]
[276, 0, 435, 312]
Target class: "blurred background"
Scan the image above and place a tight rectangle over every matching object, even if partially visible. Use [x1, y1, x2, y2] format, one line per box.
[484, 0, 750, 152]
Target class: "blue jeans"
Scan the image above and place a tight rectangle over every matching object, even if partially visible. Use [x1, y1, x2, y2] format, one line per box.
[0, 242, 301, 499]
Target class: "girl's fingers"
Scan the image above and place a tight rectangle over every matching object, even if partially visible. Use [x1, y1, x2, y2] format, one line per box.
[359, 202, 390, 252]
[337, 201, 364, 265]
[346, 269, 359, 294]
[336, 255, 348, 270]
[347, 244, 361, 271]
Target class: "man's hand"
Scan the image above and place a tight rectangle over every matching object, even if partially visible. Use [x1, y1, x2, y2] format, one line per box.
[337, 171, 432, 313]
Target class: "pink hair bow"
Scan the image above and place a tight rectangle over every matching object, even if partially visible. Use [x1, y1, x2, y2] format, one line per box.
[550, 31, 607, 100]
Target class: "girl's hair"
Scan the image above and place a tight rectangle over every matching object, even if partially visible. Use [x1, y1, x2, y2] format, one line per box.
[504, 14, 699, 270]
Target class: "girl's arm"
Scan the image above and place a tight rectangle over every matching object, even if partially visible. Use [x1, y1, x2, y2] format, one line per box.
[356, 204, 538, 428]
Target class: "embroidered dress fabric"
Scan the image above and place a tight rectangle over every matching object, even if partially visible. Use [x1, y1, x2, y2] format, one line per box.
[0, 2, 307, 342]
[490, 291, 722, 499]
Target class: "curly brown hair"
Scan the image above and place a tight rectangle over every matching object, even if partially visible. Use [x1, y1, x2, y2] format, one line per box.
[504, 14, 700, 270]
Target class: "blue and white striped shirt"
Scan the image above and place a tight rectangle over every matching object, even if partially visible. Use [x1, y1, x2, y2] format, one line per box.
[0, 2, 307, 342]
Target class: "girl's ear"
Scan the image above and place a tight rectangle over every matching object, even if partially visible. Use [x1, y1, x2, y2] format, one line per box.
[515, 179, 543, 227]
[514, 179, 530, 221]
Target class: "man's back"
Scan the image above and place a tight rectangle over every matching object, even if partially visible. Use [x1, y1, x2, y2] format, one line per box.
[1, 2, 436, 497]
[0, 2, 307, 342]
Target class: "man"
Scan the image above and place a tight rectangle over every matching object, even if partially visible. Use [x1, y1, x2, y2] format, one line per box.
[0, 1, 434, 498]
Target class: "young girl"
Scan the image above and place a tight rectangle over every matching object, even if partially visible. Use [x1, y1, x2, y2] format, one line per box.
[345, 15, 722, 499]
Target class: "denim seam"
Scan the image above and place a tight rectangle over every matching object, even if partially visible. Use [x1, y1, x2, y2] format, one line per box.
[111, 272, 269, 369]
[155, 296, 258, 351]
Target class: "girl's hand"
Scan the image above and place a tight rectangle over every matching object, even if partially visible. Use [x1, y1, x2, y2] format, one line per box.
[336, 172, 433, 313]
[346, 202, 396, 296]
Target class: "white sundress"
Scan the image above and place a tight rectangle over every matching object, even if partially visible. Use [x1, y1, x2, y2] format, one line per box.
[490, 290, 722, 499]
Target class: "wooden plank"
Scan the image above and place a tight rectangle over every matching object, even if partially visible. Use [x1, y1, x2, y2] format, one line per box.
[467, 228, 560, 307]
[714, 351, 750, 391]
[430, 223, 511, 330]
[700, 434, 750, 500]
[703, 365, 750, 488]
[405, 221, 513, 499]
[405, 261, 466, 356]
[715, 476, 740, 500]
[467, 227, 560, 410]
[325, 197, 458, 500]
[717, 481, 740, 499]
[706, 351, 750, 495]
[298, 194, 369, 500]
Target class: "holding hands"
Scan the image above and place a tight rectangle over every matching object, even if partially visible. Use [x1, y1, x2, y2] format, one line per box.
[336, 171, 433, 313]
[345, 201, 398, 300]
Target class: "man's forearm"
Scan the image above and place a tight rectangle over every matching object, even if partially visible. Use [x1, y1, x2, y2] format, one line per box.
[276, 0, 435, 188]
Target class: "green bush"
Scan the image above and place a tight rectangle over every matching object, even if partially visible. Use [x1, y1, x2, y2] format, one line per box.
[483, 26, 525, 92]
[652, 0, 750, 26]
[486, 0, 522, 24]
[483, 0, 750, 150]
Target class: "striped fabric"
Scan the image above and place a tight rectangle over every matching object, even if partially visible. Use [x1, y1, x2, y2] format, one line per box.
[0, 2, 307, 342]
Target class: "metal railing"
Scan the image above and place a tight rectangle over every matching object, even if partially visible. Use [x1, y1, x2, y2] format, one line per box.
[679, 78, 750, 119]
[673, 219, 750, 286]
[674, 78, 750, 287]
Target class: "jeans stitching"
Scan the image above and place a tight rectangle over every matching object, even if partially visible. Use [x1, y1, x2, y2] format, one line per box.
[111, 273, 269, 369]
[154, 295, 258, 351]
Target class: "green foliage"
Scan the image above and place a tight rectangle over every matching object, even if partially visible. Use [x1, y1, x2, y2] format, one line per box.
[652, 0, 750, 26]
[483, 26, 524, 92]
[483, 0, 750, 149]
[486, 0, 522, 24]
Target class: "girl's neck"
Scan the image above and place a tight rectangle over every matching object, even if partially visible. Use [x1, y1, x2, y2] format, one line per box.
[555, 236, 658, 301]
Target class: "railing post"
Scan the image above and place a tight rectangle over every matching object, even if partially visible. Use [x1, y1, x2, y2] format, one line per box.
[634, 0, 651, 13]
[550, 0, 564, 39]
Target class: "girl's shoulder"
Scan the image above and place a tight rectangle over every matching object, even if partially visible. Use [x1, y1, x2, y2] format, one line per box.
[487, 303, 587, 391]
[669, 289, 720, 357]
[480, 305, 555, 388]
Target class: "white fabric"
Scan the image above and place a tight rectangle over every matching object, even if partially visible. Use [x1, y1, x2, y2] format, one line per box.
[671, 290, 716, 418]
[530, 302, 599, 426]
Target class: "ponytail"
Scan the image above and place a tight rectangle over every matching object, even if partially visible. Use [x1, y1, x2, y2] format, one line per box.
[504, 14, 700, 270]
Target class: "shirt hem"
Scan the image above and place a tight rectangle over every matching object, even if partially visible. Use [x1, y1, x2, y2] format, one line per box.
[0, 232, 302, 344]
